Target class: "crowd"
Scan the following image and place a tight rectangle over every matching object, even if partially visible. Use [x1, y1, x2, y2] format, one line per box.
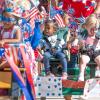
[0, 0, 100, 82]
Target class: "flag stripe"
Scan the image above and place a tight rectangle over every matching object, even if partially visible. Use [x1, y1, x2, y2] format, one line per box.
[54, 14, 65, 27]
[20, 46, 36, 100]
[5, 50, 32, 100]
[26, 7, 39, 20]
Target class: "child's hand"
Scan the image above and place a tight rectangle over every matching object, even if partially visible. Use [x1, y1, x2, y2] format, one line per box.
[67, 42, 71, 49]
[0, 40, 5, 47]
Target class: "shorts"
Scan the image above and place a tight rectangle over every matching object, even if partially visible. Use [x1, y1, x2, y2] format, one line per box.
[81, 50, 100, 60]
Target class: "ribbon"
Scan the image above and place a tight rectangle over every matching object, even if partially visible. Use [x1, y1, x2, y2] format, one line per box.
[5, 49, 32, 100]
[20, 46, 36, 100]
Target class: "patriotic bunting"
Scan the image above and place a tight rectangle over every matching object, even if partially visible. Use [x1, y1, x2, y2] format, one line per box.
[4, 48, 33, 100]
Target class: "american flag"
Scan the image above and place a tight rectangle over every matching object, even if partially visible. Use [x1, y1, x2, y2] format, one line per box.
[25, 7, 40, 29]
[54, 14, 65, 28]
[40, 11, 48, 19]
[40, 6, 48, 19]
[25, 7, 39, 20]
[50, 6, 65, 28]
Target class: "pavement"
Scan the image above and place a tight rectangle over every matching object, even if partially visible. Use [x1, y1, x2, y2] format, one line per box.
[0, 96, 100, 100]
[37, 95, 100, 100]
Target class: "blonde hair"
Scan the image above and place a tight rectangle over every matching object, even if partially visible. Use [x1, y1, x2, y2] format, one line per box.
[83, 15, 100, 29]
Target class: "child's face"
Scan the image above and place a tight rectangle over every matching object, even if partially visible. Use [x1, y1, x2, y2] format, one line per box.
[70, 29, 77, 37]
[86, 24, 99, 36]
[44, 22, 55, 36]
[2, 12, 16, 29]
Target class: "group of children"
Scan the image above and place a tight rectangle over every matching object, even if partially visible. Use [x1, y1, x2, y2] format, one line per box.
[0, 0, 100, 82]
[39, 15, 100, 81]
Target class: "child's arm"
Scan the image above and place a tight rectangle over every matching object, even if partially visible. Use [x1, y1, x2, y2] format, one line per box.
[66, 30, 71, 42]
[94, 0, 100, 14]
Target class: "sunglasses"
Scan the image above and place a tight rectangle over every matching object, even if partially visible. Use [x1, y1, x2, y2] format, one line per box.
[2, 16, 16, 22]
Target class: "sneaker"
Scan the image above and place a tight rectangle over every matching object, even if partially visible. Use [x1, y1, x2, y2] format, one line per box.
[46, 72, 55, 77]
[95, 70, 100, 78]
[62, 72, 68, 80]
[78, 73, 84, 81]
[79, 95, 88, 100]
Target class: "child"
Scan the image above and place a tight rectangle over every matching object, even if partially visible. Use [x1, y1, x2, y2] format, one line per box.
[0, 11, 22, 68]
[78, 16, 100, 81]
[67, 28, 79, 68]
[40, 19, 68, 79]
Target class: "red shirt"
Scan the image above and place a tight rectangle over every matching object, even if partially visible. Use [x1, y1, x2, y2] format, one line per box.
[63, 0, 96, 18]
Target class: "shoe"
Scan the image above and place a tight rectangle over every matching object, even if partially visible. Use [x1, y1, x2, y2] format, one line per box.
[46, 72, 55, 77]
[78, 73, 84, 81]
[95, 70, 100, 78]
[79, 95, 88, 100]
[62, 72, 68, 80]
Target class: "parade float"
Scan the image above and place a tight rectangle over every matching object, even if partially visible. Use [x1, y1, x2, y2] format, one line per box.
[0, 0, 100, 100]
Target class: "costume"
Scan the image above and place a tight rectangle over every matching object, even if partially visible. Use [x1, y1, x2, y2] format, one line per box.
[1, 25, 20, 39]
[63, 0, 96, 18]
[81, 35, 100, 59]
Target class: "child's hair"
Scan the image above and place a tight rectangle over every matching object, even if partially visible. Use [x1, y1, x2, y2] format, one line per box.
[82, 16, 100, 29]
[44, 19, 58, 33]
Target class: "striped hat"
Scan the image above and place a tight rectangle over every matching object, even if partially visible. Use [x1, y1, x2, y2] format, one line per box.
[5, 0, 31, 18]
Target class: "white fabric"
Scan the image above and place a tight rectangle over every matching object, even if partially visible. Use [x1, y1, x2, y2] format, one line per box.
[72, 39, 79, 46]
[48, 35, 65, 48]
[83, 78, 100, 98]
[1, 25, 20, 39]
[36, 77, 62, 97]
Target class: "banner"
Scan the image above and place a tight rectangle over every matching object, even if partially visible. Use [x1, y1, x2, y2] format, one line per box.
[83, 78, 100, 98]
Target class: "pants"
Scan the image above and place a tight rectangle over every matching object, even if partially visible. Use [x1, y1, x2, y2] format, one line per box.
[43, 51, 67, 74]
[69, 54, 78, 68]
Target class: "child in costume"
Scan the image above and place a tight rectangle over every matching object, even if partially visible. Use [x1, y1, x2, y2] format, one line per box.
[39, 19, 68, 79]
[67, 28, 80, 68]
[78, 16, 100, 81]
[0, 9, 22, 68]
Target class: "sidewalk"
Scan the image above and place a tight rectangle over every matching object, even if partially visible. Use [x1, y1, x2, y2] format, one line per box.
[0, 96, 100, 100]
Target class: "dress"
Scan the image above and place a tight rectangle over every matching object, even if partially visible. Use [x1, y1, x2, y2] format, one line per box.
[0, 25, 20, 63]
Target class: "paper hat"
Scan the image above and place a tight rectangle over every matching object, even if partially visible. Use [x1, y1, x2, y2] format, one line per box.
[5, 0, 22, 17]
[5, 0, 28, 18]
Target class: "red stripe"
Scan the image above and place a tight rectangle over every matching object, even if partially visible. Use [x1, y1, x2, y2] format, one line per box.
[20, 46, 36, 100]
[54, 14, 65, 27]
[62, 80, 85, 89]
[56, 14, 63, 27]
[5, 49, 25, 85]
[26, 7, 39, 19]
[29, 10, 39, 19]
[56, 14, 65, 27]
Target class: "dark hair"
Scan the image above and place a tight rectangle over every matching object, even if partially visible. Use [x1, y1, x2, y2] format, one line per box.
[44, 18, 58, 32]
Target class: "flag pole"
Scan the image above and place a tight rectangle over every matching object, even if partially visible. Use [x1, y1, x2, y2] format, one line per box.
[49, 0, 51, 19]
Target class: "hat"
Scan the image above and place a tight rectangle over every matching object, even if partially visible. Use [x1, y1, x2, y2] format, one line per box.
[10, 7, 23, 18]
[5, 0, 30, 17]
[5, 0, 25, 18]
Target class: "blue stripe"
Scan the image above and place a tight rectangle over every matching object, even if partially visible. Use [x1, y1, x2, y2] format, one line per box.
[11, 69, 33, 100]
